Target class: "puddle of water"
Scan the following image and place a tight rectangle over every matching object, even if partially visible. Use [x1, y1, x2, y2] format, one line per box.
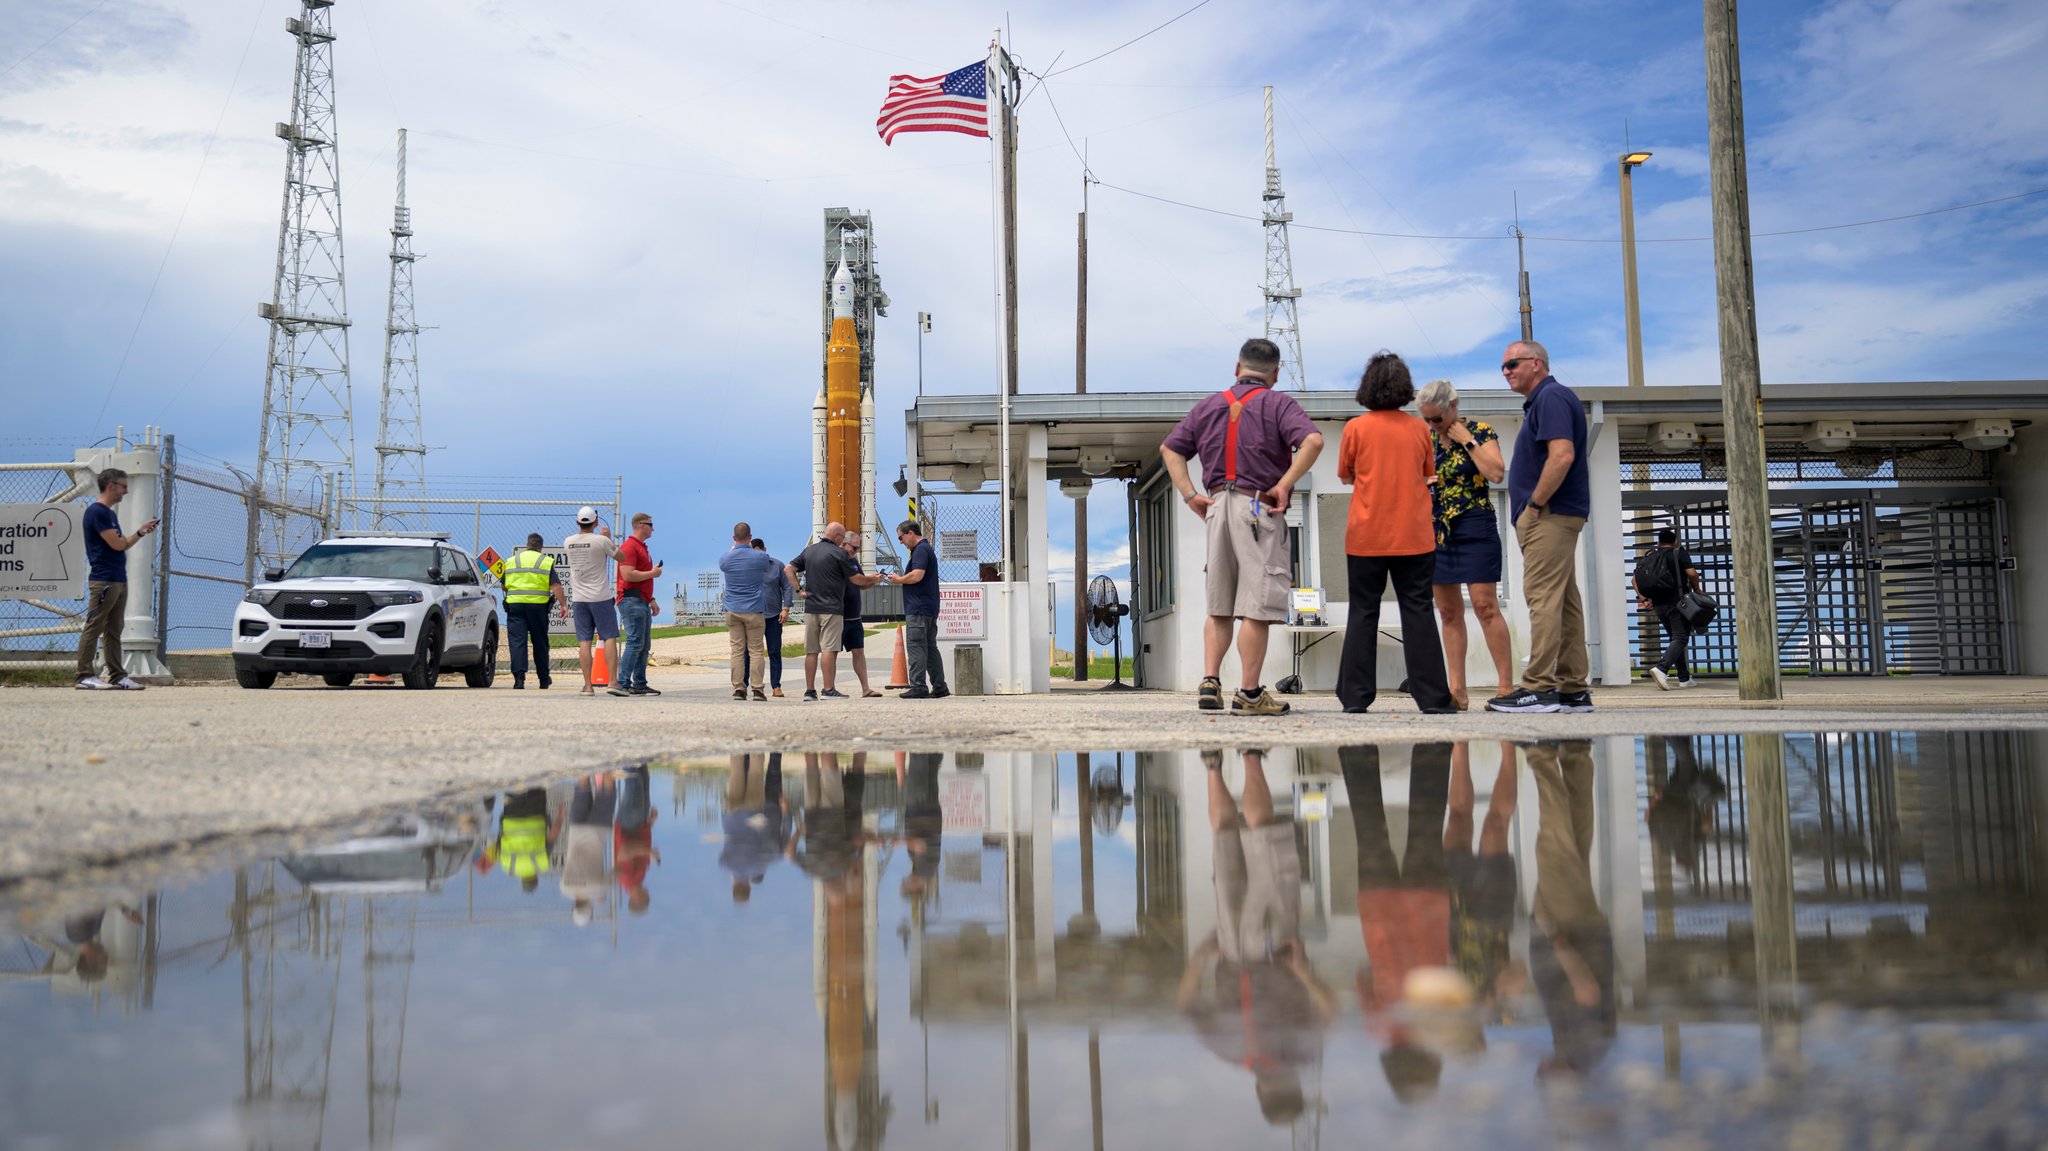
[3, 734, 2045, 1149]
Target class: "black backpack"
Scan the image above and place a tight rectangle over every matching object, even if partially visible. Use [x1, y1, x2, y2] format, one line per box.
[1636, 547, 1681, 600]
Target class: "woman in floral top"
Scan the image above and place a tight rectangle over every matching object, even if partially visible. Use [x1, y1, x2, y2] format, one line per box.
[1417, 380, 1511, 710]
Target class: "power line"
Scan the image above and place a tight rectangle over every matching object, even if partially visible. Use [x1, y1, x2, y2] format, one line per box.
[1092, 181, 2048, 244]
[1047, 0, 1216, 77]
[0, 0, 111, 79]
[88, 0, 268, 439]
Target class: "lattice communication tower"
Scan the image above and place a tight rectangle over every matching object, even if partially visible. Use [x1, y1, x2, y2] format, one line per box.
[1261, 86, 1306, 390]
[374, 128, 428, 531]
[256, 0, 355, 567]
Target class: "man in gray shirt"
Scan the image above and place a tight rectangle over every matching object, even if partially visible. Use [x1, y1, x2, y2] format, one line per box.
[786, 522, 879, 702]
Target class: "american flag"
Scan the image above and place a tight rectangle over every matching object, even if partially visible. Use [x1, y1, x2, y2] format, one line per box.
[876, 61, 989, 145]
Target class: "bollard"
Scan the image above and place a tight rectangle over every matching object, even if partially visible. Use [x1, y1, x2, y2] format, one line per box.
[953, 644, 984, 696]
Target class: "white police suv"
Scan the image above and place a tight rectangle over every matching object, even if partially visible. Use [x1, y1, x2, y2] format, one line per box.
[232, 535, 500, 690]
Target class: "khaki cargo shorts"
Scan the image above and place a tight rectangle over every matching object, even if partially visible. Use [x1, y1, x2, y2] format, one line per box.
[1203, 488, 1291, 621]
[803, 611, 846, 653]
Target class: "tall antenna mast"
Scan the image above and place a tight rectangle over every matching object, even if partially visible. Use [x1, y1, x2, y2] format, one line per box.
[256, 0, 354, 565]
[374, 128, 428, 531]
[1261, 85, 1306, 390]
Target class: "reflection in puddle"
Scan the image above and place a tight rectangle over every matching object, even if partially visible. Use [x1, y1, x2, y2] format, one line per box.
[2, 734, 2044, 1148]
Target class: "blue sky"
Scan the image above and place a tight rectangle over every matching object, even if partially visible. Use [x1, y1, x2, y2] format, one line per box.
[3, 0, 2044, 649]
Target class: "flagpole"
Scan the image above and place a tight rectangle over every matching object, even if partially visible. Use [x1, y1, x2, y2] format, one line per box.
[989, 32, 1019, 583]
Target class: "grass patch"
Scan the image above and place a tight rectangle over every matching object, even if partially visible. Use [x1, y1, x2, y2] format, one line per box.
[1049, 656, 1131, 680]
[0, 665, 74, 686]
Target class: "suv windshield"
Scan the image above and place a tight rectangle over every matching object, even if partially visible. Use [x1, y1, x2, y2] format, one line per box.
[285, 544, 439, 582]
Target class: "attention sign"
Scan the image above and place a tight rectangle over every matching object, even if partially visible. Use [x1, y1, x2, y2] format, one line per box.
[937, 584, 987, 640]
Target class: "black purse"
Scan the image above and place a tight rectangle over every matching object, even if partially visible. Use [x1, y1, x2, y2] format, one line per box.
[1676, 588, 1719, 628]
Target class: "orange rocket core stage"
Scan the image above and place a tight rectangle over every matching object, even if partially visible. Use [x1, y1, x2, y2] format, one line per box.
[825, 314, 862, 532]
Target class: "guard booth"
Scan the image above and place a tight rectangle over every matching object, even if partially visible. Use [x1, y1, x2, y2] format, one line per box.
[908, 380, 2048, 693]
[1609, 381, 2047, 678]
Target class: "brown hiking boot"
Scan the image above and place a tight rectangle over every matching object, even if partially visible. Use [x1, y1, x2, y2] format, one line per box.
[1230, 686, 1290, 716]
[1197, 676, 1223, 711]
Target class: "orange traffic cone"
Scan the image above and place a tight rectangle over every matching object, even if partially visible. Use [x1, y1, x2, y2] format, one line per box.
[592, 645, 612, 688]
[887, 626, 910, 691]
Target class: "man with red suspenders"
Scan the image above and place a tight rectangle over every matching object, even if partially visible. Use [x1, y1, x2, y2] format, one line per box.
[1161, 339, 1325, 715]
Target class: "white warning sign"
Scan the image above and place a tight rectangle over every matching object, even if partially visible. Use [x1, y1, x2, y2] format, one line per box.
[0, 504, 85, 600]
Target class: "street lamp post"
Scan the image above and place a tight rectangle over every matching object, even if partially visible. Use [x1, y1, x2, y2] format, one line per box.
[916, 311, 931, 397]
[1619, 151, 1652, 388]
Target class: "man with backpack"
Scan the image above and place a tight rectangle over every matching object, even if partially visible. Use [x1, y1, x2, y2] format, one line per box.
[1633, 528, 1702, 690]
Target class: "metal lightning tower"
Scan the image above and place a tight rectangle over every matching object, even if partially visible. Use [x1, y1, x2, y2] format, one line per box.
[1260, 85, 1306, 390]
[373, 128, 427, 532]
[256, 0, 355, 567]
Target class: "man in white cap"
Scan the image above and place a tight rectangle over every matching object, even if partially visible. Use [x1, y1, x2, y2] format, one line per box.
[562, 507, 621, 696]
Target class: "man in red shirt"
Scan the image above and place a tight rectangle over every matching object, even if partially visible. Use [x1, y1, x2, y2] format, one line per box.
[613, 513, 663, 697]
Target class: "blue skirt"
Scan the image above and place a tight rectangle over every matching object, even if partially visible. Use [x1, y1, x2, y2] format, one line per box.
[1432, 510, 1503, 586]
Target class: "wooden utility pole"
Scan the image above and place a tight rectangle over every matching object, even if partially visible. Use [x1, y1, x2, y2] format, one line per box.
[1703, 0, 1781, 700]
[1074, 184, 1090, 681]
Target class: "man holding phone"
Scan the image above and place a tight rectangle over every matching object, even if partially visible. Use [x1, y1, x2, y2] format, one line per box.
[76, 467, 158, 690]
[614, 512, 662, 697]
[562, 507, 621, 696]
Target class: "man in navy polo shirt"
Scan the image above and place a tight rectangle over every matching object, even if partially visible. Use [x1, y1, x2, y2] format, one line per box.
[885, 520, 947, 698]
[75, 468, 157, 691]
[1490, 341, 1592, 714]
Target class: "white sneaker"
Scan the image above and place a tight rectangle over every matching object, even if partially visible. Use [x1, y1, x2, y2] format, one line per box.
[1677, 677, 1698, 689]
[1649, 666, 1672, 691]
[75, 676, 110, 690]
[113, 677, 146, 691]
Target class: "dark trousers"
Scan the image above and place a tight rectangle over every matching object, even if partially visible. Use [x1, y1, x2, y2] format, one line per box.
[506, 601, 552, 684]
[1336, 553, 1453, 712]
[1652, 600, 1692, 680]
[907, 613, 947, 692]
[744, 615, 786, 688]
[75, 580, 128, 681]
[1342, 742, 1452, 888]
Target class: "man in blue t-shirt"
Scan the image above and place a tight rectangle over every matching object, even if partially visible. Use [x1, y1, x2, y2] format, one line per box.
[883, 520, 948, 698]
[1491, 341, 1592, 715]
[719, 520, 781, 701]
[75, 468, 158, 690]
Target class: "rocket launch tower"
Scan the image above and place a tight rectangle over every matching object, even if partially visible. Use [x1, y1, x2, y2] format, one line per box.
[812, 210, 890, 569]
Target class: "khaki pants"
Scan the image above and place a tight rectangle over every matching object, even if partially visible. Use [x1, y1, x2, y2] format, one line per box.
[76, 580, 128, 681]
[1525, 741, 1602, 931]
[726, 611, 766, 690]
[1513, 509, 1589, 693]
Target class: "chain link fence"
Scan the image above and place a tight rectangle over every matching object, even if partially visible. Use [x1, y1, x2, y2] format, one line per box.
[335, 475, 621, 560]
[0, 452, 101, 665]
[5, 436, 623, 658]
[922, 491, 1004, 584]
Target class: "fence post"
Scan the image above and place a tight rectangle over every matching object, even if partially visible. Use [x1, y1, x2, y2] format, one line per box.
[158, 433, 175, 656]
[244, 477, 261, 588]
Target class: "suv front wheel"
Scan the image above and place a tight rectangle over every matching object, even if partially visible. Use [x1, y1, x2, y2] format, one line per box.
[463, 621, 499, 688]
[402, 617, 443, 690]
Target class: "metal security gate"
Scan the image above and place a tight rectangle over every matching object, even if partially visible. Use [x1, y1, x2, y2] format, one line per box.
[1623, 488, 2016, 676]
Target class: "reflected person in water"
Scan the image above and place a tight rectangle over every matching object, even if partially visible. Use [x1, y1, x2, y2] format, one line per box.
[1644, 735, 1726, 886]
[613, 764, 660, 916]
[1446, 741, 1527, 1024]
[1343, 741, 1453, 1103]
[476, 786, 561, 892]
[560, 772, 617, 927]
[721, 752, 791, 904]
[896, 752, 944, 909]
[1177, 748, 1337, 1126]
[1523, 740, 1617, 1078]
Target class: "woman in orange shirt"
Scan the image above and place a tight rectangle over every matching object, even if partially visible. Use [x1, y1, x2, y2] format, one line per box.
[1334, 352, 1455, 714]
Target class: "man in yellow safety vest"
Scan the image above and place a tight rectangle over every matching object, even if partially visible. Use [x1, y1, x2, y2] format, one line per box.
[502, 532, 566, 690]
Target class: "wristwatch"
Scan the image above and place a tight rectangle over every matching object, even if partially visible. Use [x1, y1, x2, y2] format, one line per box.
[1530, 502, 1547, 513]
